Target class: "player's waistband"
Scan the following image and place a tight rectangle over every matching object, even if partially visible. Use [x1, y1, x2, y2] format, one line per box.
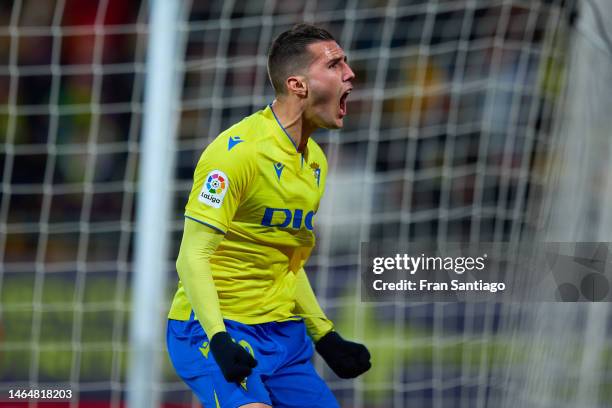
[187, 310, 302, 324]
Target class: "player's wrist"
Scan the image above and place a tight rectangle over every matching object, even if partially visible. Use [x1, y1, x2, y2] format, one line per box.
[306, 320, 333, 342]
[315, 330, 340, 348]
[206, 324, 227, 339]
[210, 331, 231, 346]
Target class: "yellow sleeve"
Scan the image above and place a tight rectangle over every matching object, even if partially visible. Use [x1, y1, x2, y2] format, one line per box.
[175, 218, 226, 337]
[184, 134, 256, 233]
[293, 268, 334, 342]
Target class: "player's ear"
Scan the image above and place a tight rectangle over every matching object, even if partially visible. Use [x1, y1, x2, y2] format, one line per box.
[286, 75, 307, 98]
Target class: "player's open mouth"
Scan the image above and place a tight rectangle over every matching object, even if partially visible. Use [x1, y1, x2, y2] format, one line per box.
[339, 88, 352, 117]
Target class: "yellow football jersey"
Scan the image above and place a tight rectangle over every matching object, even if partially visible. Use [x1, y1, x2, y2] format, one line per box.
[168, 105, 328, 324]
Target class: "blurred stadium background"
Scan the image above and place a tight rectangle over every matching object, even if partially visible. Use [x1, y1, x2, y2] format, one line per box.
[2, 0, 612, 407]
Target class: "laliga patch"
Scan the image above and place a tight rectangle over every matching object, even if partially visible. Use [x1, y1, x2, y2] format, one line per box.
[198, 170, 229, 208]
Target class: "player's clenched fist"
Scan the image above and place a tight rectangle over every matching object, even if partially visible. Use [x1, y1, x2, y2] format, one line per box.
[210, 332, 258, 383]
[316, 331, 371, 379]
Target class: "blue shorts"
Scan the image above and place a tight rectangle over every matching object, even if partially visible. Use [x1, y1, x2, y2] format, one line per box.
[167, 317, 339, 408]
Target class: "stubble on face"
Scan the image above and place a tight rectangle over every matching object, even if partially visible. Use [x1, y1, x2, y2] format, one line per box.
[303, 41, 353, 130]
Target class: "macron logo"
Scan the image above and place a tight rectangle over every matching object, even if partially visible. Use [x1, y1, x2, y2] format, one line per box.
[227, 136, 244, 151]
[274, 162, 285, 180]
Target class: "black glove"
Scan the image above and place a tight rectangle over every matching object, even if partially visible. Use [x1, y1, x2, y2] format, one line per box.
[210, 332, 258, 383]
[315, 331, 371, 379]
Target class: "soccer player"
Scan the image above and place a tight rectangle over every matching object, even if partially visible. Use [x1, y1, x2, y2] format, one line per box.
[167, 24, 370, 408]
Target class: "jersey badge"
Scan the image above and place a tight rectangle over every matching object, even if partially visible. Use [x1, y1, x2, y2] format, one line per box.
[227, 136, 244, 151]
[198, 170, 229, 208]
[274, 162, 285, 180]
[310, 162, 321, 186]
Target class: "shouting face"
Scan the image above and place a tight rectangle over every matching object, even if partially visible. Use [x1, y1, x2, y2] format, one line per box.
[303, 41, 355, 129]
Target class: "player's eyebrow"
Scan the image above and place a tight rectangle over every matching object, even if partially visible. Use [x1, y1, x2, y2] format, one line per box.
[328, 55, 347, 66]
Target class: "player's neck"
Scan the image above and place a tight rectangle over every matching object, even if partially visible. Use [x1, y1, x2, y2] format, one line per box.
[270, 99, 316, 153]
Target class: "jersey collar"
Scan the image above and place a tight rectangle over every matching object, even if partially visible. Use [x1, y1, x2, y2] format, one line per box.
[265, 104, 301, 154]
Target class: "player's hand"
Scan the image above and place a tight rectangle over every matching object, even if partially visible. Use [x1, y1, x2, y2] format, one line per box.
[315, 331, 371, 379]
[210, 332, 258, 383]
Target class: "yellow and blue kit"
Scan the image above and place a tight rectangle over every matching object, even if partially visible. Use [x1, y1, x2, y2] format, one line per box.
[167, 105, 339, 407]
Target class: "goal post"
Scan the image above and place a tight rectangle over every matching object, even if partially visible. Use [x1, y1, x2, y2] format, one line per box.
[127, 1, 187, 408]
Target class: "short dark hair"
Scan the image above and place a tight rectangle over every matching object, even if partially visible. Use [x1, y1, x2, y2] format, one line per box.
[267, 23, 336, 95]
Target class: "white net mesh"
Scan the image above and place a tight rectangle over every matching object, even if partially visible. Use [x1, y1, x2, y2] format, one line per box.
[0, 0, 148, 405]
[4, 1, 611, 407]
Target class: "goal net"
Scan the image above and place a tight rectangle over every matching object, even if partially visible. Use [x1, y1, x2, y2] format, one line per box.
[3, 0, 611, 407]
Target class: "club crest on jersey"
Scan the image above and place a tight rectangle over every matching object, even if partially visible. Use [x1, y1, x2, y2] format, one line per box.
[310, 162, 321, 186]
[198, 169, 228, 208]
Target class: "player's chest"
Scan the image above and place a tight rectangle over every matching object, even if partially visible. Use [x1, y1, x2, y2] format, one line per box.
[239, 149, 322, 225]
[257, 149, 320, 198]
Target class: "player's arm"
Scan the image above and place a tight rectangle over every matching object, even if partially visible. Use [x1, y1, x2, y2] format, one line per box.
[294, 267, 334, 341]
[178, 134, 258, 383]
[294, 268, 371, 379]
[175, 218, 226, 337]
[176, 218, 256, 383]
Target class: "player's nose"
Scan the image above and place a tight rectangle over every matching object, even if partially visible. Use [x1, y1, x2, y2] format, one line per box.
[343, 63, 355, 82]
